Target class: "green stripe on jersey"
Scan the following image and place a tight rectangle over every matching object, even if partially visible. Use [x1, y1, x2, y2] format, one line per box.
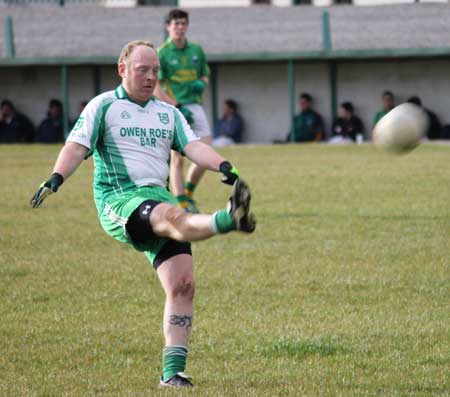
[85, 98, 115, 158]
[172, 110, 189, 153]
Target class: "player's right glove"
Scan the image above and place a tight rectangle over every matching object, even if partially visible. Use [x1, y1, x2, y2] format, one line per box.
[189, 79, 206, 95]
[176, 104, 194, 126]
[30, 172, 64, 208]
[219, 161, 240, 185]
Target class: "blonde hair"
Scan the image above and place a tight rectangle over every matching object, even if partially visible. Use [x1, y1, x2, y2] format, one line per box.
[118, 40, 155, 66]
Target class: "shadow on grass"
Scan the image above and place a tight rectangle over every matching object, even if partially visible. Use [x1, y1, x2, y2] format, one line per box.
[258, 337, 348, 360]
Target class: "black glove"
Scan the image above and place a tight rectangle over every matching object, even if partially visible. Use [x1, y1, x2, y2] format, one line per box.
[219, 161, 240, 185]
[176, 104, 194, 126]
[30, 173, 64, 208]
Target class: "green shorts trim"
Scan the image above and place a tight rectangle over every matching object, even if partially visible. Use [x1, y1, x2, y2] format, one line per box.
[98, 185, 177, 265]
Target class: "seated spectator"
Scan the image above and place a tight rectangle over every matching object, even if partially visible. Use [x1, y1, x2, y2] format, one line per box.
[329, 102, 364, 144]
[287, 93, 324, 143]
[407, 96, 442, 140]
[0, 99, 35, 143]
[35, 99, 64, 143]
[213, 99, 243, 147]
[373, 90, 395, 128]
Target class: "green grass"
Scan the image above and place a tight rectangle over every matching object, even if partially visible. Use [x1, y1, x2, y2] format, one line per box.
[0, 143, 449, 396]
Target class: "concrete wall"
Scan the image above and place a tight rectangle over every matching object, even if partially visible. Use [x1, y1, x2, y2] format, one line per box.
[0, 66, 120, 127]
[1, 59, 449, 141]
[215, 61, 330, 143]
[214, 59, 450, 142]
[178, 0, 447, 6]
[179, 0, 291, 6]
[216, 62, 290, 143]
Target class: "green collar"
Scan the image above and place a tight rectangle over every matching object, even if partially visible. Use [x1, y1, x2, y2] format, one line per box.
[166, 38, 189, 51]
[115, 85, 153, 108]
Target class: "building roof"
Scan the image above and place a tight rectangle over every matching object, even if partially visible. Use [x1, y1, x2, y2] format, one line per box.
[1, 3, 450, 64]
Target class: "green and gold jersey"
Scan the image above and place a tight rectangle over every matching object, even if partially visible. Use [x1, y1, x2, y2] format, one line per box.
[66, 85, 199, 214]
[373, 109, 391, 127]
[158, 39, 209, 105]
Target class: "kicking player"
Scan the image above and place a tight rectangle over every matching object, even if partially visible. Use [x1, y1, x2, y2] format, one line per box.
[30, 40, 255, 388]
[154, 8, 211, 213]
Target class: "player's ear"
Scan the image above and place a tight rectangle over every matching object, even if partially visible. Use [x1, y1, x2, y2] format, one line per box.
[118, 62, 126, 79]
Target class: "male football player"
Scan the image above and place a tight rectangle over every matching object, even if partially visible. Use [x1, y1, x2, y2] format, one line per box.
[155, 9, 211, 213]
[31, 40, 255, 388]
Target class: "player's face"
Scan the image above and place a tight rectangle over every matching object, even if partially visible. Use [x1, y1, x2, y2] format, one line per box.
[299, 98, 311, 111]
[339, 107, 351, 120]
[167, 18, 188, 41]
[119, 46, 160, 103]
[1, 104, 13, 118]
[223, 103, 233, 117]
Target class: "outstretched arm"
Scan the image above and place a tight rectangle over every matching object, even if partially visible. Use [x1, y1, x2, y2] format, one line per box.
[183, 140, 224, 171]
[30, 142, 88, 208]
[52, 142, 88, 180]
[183, 141, 239, 185]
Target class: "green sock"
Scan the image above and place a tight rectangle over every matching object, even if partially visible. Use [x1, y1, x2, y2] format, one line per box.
[212, 209, 236, 233]
[162, 345, 188, 381]
[184, 182, 196, 198]
[176, 194, 188, 203]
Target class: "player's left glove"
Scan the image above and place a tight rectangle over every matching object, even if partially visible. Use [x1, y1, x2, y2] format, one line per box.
[30, 172, 64, 208]
[219, 161, 240, 185]
[190, 80, 206, 95]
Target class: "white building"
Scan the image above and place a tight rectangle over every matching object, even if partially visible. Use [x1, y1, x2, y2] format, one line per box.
[1, 3, 450, 142]
[177, 0, 448, 7]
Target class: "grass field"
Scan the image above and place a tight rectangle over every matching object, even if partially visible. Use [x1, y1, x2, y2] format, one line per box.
[0, 143, 449, 397]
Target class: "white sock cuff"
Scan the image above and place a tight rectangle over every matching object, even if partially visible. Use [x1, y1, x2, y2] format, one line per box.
[209, 211, 219, 234]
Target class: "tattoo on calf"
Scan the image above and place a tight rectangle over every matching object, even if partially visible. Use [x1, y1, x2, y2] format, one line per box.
[168, 315, 193, 330]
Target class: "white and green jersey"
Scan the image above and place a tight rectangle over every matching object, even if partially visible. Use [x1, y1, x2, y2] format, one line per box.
[67, 85, 199, 212]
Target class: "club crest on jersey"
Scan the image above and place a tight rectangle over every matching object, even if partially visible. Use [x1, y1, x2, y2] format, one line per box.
[158, 113, 170, 125]
[121, 110, 131, 119]
[73, 116, 84, 131]
[192, 55, 199, 64]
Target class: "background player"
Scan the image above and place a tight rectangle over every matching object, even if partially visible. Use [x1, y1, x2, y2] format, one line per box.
[30, 40, 255, 388]
[154, 9, 211, 213]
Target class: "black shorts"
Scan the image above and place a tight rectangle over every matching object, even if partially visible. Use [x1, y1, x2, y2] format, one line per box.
[126, 200, 192, 269]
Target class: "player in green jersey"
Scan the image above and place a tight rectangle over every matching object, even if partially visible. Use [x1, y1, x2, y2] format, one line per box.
[155, 9, 212, 214]
[30, 41, 256, 389]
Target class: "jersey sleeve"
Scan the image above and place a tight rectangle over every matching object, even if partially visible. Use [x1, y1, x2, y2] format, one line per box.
[172, 107, 200, 154]
[66, 96, 114, 158]
[157, 48, 167, 81]
[198, 46, 210, 78]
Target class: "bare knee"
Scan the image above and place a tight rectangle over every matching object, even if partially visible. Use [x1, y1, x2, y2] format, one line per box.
[163, 206, 192, 240]
[151, 204, 191, 240]
[169, 277, 195, 301]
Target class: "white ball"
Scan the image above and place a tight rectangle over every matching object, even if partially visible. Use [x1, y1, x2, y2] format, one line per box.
[373, 103, 428, 154]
